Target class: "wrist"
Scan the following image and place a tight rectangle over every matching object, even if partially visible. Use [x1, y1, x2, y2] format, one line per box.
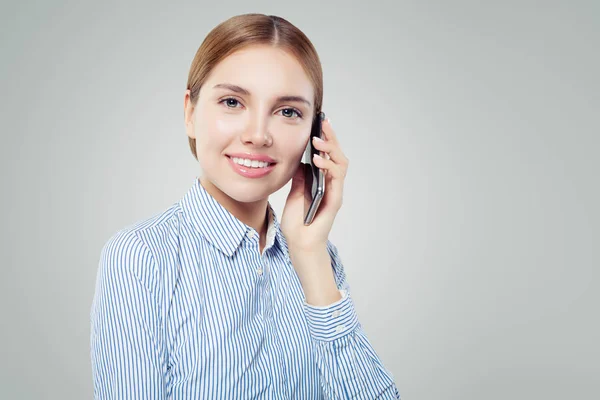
[288, 241, 327, 259]
[288, 244, 340, 306]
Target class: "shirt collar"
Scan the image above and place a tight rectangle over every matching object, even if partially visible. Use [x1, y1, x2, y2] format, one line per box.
[180, 177, 288, 258]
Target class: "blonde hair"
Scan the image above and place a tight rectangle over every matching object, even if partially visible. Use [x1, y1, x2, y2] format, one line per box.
[185, 13, 324, 160]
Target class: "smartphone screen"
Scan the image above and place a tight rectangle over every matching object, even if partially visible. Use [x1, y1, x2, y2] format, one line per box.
[303, 111, 326, 225]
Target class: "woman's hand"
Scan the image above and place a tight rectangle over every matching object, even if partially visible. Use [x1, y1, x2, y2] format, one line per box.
[280, 118, 349, 305]
[280, 118, 349, 253]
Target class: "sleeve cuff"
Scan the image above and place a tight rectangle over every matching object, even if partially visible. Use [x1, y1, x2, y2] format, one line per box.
[304, 289, 359, 342]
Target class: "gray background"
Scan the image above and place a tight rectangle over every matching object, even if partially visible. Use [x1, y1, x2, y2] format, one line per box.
[1, 0, 598, 399]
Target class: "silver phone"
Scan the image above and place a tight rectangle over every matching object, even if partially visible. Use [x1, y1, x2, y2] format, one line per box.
[302, 111, 326, 225]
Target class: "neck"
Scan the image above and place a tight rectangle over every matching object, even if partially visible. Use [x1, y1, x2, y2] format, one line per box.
[199, 177, 269, 237]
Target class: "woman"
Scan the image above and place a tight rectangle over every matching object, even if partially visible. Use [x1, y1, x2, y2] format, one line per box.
[91, 13, 401, 399]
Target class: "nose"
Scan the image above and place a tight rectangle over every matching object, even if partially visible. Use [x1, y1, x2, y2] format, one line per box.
[240, 114, 273, 147]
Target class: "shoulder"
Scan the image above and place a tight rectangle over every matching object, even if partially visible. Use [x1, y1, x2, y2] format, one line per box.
[98, 202, 183, 284]
[100, 227, 152, 272]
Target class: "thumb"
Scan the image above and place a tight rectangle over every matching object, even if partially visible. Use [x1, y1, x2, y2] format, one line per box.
[288, 163, 306, 199]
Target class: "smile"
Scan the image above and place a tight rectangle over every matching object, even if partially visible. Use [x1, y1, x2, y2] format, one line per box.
[226, 156, 276, 178]
[230, 157, 272, 168]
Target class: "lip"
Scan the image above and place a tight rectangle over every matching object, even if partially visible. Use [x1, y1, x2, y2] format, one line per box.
[226, 155, 276, 179]
[226, 153, 276, 163]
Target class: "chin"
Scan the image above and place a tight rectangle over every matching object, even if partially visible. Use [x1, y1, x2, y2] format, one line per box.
[210, 176, 278, 203]
[226, 187, 271, 203]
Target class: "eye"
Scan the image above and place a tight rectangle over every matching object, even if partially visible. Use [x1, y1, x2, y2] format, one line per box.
[278, 107, 303, 119]
[219, 97, 243, 109]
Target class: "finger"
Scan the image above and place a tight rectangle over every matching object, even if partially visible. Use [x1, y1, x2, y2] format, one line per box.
[321, 118, 339, 145]
[313, 153, 345, 180]
[313, 154, 344, 210]
[312, 136, 347, 166]
[320, 118, 348, 167]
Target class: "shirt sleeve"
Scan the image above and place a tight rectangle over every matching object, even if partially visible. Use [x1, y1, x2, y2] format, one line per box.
[90, 229, 166, 399]
[303, 241, 401, 399]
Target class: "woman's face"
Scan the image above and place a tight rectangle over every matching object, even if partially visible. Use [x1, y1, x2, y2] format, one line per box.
[185, 44, 315, 204]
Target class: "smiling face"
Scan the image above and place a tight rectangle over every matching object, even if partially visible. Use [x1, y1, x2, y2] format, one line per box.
[184, 44, 315, 205]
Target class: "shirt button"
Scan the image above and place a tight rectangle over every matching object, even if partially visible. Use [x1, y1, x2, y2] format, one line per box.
[247, 230, 255, 239]
[335, 325, 345, 333]
[331, 310, 341, 318]
[257, 268, 263, 276]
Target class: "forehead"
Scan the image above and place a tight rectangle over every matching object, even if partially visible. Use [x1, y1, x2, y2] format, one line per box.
[205, 45, 314, 98]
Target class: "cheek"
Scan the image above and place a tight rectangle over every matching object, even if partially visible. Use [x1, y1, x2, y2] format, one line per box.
[196, 115, 239, 154]
[215, 116, 244, 136]
[277, 136, 309, 168]
[273, 122, 311, 156]
[287, 132, 311, 158]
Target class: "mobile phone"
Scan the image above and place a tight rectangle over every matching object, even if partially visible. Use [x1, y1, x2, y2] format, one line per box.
[302, 111, 326, 225]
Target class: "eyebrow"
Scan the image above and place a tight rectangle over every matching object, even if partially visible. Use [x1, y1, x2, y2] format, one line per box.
[213, 83, 312, 107]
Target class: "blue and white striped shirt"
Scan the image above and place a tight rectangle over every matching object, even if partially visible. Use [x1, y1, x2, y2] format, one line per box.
[90, 177, 400, 399]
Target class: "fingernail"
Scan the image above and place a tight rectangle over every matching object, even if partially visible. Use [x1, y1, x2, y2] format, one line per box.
[327, 117, 332, 126]
[313, 153, 323, 160]
[313, 136, 324, 142]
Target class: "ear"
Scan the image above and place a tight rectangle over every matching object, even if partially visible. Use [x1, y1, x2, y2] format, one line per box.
[184, 89, 196, 139]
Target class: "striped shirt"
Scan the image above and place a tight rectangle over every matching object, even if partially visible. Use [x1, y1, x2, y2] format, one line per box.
[90, 177, 400, 399]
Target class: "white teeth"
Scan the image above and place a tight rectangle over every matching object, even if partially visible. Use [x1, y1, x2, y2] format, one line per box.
[231, 157, 271, 168]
